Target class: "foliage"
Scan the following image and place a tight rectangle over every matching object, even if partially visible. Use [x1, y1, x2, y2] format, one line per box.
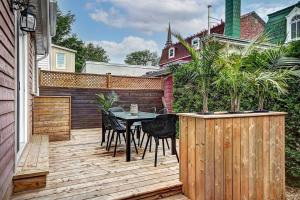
[52, 8, 109, 72]
[215, 53, 249, 112]
[286, 40, 300, 58]
[172, 32, 223, 113]
[124, 50, 159, 66]
[85, 43, 109, 64]
[96, 91, 119, 111]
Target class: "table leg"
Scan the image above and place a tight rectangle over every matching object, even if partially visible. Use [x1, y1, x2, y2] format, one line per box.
[126, 121, 133, 162]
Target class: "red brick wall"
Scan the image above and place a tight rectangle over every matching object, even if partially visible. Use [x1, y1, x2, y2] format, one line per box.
[163, 75, 173, 112]
[0, 0, 16, 198]
[240, 14, 265, 40]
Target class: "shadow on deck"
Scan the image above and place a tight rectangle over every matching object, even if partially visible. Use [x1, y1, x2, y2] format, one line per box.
[11, 129, 183, 200]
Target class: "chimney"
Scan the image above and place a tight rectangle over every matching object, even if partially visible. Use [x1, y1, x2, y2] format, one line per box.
[224, 0, 241, 38]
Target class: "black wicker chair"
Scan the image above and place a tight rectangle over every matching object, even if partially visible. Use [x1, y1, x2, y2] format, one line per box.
[101, 110, 113, 149]
[141, 114, 179, 167]
[107, 111, 139, 157]
[139, 108, 170, 150]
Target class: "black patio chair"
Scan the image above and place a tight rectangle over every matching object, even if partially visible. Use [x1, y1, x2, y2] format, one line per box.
[107, 111, 139, 157]
[141, 114, 179, 167]
[139, 107, 170, 150]
[101, 110, 112, 149]
[109, 106, 142, 145]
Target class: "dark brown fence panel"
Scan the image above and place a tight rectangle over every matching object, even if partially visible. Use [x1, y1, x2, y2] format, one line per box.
[40, 87, 164, 129]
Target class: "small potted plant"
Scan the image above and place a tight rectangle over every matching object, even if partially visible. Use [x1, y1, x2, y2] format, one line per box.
[96, 91, 119, 111]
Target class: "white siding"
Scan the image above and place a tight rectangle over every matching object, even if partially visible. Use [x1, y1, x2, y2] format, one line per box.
[83, 62, 159, 76]
[37, 55, 50, 70]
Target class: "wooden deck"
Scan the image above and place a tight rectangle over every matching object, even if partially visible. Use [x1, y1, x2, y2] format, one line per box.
[11, 129, 181, 200]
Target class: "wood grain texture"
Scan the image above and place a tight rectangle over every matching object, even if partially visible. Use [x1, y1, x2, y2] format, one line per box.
[11, 128, 181, 200]
[40, 87, 164, 129]
[179, 113, 286, 200]
[33, 96, 71, 141]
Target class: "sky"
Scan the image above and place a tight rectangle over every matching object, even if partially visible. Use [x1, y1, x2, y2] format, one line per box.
[58, 0, 295, 63]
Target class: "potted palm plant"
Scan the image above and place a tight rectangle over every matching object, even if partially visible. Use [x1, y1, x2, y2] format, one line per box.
[96, 91, 119, 111]
[172, 32, 223, 113]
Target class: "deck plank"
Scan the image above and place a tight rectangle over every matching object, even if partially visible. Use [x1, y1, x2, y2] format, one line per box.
[11, 128, 180, 200]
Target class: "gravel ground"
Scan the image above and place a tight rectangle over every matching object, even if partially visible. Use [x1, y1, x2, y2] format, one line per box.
[286, 186, 300, 200]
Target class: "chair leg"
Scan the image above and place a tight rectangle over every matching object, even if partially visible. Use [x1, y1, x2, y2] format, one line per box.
[154, 138, 159, 167]
[165, 138, 170, 150]
[142, 136, 150, 159]
[140, 132, 146, 147]
[122, 132, 126, 143]
[137, 126, 141, 146]
[108, 131, 115, 151]
[162, 139, 165, 156]
[131, 132, 139, 154]
[101, 130, 105, 146]
[118, 134, 121, 144]
[113, 133, 119, 157]
[149, 136, 152, 152]
[105, 130, 111, 150]
[175, 147, 179, 162]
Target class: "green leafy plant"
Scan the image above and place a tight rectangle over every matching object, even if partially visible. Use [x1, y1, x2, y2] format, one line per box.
[215, 53, 249, 112]
[172, 32, 223, 113]
[96, 91, 119, 111]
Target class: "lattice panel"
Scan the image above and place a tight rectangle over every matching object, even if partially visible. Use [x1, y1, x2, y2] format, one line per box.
[111, 76, 163, 90]
[39, 71, 163, 90]
[40, 71, 107, 88]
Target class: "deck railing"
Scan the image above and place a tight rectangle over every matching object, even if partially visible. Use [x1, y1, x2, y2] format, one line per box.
[39, 70, 163, 90]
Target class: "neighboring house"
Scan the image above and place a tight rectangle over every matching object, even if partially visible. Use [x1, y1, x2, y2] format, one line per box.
[152, 0, 266, 112]
[82, 61, 160, 76]
[37, 44, 76, 72]
[266, 1, 300, 44]
[0, 0, 57, 199]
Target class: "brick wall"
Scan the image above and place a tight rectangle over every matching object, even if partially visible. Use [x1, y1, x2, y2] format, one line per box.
[164, 75, 173, 112]
[241, 13, 265, 40]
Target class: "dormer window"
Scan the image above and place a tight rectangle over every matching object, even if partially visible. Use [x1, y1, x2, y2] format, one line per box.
[168, 47, 175, 59]
[291, 15, 300, 40]
[191, 37, 200, 49]
[286, 7, 300, 42]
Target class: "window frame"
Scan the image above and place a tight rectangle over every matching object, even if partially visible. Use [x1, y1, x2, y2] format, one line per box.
[56, 52, 66, 69]
[191, 37, 200, 49]
[168, 47, 175, 59]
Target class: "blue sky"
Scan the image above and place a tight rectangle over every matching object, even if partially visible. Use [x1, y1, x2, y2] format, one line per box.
[58, 0, 295, 63]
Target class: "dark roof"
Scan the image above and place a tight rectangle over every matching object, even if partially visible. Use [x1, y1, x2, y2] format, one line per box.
[268, 1, 300, 17]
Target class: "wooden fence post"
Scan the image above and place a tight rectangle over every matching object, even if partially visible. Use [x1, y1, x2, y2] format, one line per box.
[106, 73, 112, 88]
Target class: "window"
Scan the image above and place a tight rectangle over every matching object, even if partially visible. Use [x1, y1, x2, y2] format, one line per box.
[56, 52, 66, 69]
[291, 15, 300, 40]
[168, 47, 175, 59]
[191, 37, 200, 49]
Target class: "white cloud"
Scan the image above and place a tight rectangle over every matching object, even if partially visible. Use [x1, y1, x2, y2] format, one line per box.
[87, 36, 160, 63]
[87, 0, 222, 35]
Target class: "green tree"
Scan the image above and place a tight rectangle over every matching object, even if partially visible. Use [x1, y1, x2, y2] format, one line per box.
[52, 9, 109, 72]
[85, 43, 109, 63]
[124, 50, 159, 66]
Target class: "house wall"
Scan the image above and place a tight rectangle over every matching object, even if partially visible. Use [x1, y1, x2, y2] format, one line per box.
[83, 62, 160, 76]
[163, 75, 173, 112]
[50, 46, 75, 72]
[0, 0, 16, 198]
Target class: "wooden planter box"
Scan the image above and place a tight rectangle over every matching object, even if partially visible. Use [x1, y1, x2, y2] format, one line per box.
[178, 112, 286, 200]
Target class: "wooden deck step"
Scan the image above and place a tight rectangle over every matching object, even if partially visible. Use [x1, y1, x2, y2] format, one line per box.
[119, 182, 183, 200]
[13, 135, 49, 193]
[161, 194, 190, 200]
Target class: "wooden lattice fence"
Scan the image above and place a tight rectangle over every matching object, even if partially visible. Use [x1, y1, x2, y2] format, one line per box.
[39, 70, 163, 90]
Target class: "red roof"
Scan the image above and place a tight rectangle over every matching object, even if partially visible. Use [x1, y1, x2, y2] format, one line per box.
[159, 12, 265, 66]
